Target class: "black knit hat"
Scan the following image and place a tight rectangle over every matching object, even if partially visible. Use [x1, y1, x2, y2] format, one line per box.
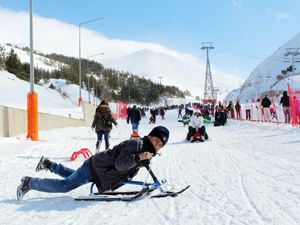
[149, 126, 169, 146]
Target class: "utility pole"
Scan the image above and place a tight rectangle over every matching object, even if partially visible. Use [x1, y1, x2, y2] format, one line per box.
[87, 52, 104, 103]
[201, 42, 216, 101]
[284, 48, 300, 76]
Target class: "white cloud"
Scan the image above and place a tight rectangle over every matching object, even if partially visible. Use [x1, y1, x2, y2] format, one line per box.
[275, 12, 290, 20]
[0, 7, 195, 64]
[231, 0, 242, 8]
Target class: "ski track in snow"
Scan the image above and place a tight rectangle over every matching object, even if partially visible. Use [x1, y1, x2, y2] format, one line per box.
[0, 110, 300, 225]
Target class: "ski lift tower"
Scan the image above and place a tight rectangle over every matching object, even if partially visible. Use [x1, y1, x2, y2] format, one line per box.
[201, 42, 217, 104]
[284, 48, 300, 76]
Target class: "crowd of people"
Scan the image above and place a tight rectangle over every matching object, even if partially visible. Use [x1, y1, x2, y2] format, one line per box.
[222, 91, 300, 124]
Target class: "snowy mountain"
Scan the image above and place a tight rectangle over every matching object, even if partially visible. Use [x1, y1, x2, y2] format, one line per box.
[224, 32, 300, 103]
[103, 48, 241, 100]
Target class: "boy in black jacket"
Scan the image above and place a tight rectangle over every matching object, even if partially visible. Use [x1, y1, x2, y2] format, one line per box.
[17, 126, 169, 200]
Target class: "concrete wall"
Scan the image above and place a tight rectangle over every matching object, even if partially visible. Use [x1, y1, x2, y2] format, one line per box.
[0, 101, 97, 137]
[0, 106, 4, 137]
[82, 102, 96, 127]
[3, 106, 27, 137]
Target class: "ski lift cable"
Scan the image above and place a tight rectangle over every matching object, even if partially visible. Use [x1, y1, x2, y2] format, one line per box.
[214, 48, 290, 62]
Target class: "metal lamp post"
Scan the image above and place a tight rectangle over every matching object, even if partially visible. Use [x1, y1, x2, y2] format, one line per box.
[27, 0, 38, 141]
[87, 52, 104, 103]
[78, 17, 104, 105]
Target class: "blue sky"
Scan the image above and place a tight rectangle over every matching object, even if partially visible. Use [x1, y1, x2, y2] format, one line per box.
[0, 0, 299, 78]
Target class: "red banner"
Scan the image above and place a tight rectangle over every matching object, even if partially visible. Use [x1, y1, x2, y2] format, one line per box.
[288, 85, 300, 126]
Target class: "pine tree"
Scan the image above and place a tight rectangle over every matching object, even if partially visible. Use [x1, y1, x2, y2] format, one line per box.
[5, 49, 22, 76]
[0, 45, 6, 69]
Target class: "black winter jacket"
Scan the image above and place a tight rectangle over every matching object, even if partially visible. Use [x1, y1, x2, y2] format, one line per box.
[261, 97, 271, 108]
[127, 107, 141, 124]
[89, 136, 156, 193]
[280, 95, 290, 107]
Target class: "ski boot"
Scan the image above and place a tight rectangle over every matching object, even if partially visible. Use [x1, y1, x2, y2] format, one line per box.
[17, 176, 31, 200]
[35, 156, 52, 172]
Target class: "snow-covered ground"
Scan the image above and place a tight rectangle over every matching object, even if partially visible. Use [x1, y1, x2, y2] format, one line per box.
[0, 110, 299, 225]
[0, 70, 84, 119]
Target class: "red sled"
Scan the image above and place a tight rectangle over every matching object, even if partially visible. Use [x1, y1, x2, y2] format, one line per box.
[191, 131, 204, 143]
[70, 148, 93, 161]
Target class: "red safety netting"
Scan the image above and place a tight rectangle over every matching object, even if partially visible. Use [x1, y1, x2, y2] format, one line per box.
[117, 101, 128, 119]
[288, 85, 300, 126]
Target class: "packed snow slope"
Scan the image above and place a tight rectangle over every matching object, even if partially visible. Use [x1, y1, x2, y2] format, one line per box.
[0, 110, 299, 225]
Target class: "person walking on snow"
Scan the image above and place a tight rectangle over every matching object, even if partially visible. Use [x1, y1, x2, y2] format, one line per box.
[127, 105, 141, 137]
[280, 91, 291, 123]
[16, 126, 170, 200]
[92, 100, 118, 153]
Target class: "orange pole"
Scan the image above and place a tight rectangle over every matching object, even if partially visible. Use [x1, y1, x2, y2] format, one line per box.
[27, 91, 38, 140]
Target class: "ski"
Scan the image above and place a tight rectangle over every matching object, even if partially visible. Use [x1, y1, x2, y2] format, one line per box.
[151, 185, 190, 198]
[94, 190, 142, 196]
[74, 187, 150, 202]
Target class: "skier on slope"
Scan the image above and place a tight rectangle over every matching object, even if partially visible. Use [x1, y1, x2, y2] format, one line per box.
[17, 126, 169, 200]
